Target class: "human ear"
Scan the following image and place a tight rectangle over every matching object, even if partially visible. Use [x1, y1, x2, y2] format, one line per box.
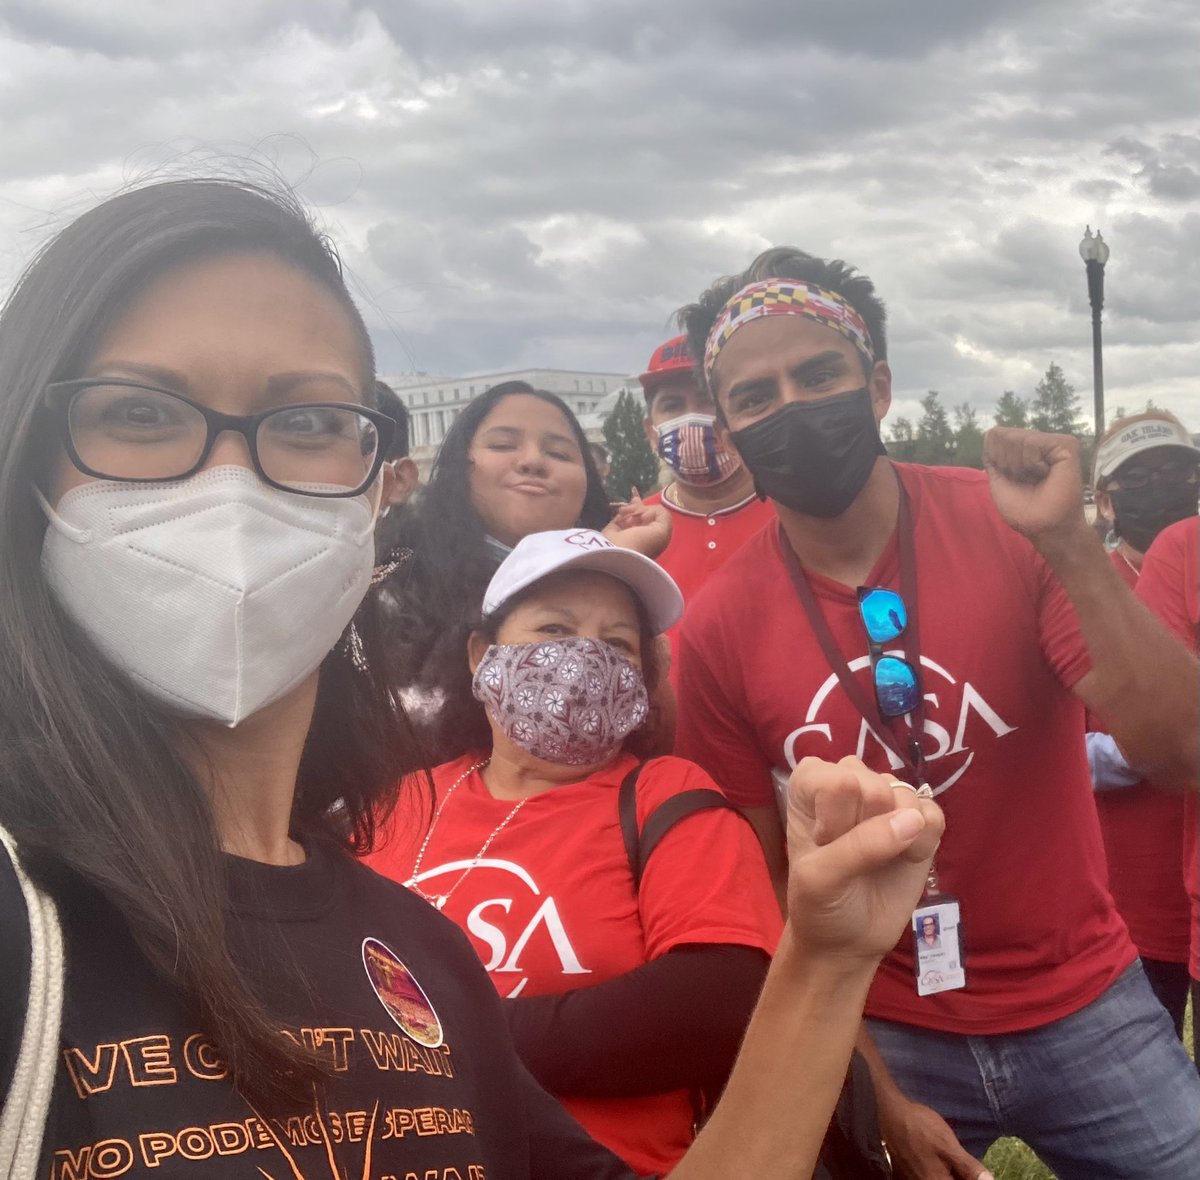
[386, 458, 420, 507]
[716, 415, 741, 463]
[467, 630, 490, 676]
[868, 360, 892, 424]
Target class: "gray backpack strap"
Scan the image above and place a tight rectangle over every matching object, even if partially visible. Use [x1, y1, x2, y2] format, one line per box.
[0, 826, 64, 1180]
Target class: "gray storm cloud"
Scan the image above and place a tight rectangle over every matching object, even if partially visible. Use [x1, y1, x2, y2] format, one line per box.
[1, 0, 1197, 424]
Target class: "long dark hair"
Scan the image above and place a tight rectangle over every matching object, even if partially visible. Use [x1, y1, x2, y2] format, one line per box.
[386, 381, 610, 761]
[0, 178, 417, 1107]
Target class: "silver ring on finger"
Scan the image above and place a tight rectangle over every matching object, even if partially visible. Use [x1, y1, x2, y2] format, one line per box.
[887, 780, 933, 799]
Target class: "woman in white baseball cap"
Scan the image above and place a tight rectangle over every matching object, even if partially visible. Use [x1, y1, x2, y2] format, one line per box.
[367, 527, 783, 1175]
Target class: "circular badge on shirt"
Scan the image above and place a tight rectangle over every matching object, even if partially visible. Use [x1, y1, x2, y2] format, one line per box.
[361, 937, 444, 1047]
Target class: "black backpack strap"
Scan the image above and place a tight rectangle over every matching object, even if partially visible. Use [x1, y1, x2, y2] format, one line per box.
[617, 763, 643, 886]
[619, 763, 739, 891]
[640, 790, 736, 873]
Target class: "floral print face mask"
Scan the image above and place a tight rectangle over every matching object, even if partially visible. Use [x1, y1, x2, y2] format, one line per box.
[472, 636, 649, 766]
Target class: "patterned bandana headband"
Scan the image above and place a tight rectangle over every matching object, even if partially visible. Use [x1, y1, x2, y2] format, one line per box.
[703, 278, 875, 381]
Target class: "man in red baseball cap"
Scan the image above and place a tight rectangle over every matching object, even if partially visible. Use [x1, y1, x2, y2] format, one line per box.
[639, 334, 774, 670]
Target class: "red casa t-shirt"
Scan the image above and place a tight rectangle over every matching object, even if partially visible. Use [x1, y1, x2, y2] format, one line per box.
[1135, 515, 1200, 981]
[366, 752, 781, 1177]
[644, 489, 775, 676]
[675, 463, 1135, 1036]
[1090, 549, 1190, 964]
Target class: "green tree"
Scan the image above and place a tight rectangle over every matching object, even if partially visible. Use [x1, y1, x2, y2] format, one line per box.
[886, 416, 918, 462]
[913, 391, 955, 466]
[994, 390, 1028, 429]
[952, 403, 985, 468]
[1029, 363, 1083, 435]
[1108, 401, 1157, 423]
[602, 388, 660, 498]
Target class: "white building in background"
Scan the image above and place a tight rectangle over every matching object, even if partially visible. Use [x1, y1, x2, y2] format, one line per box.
[383, 367, 633, 476]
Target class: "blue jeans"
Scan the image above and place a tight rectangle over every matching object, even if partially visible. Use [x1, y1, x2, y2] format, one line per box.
[868, 962, 1200, 1179]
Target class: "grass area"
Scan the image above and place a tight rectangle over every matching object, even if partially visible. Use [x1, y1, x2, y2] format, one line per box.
[979, 995, 1195, 1180]
[983, 1137, 1055, 1180]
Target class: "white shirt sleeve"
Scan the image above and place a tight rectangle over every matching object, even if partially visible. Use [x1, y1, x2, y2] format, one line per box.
[1086, 731, 1141, 792]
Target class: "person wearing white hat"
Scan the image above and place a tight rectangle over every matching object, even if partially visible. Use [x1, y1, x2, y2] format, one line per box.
[1093, 409, 1200, 572]
[368, 527, 787, 1175]
[1087, 410, 1199, 1036]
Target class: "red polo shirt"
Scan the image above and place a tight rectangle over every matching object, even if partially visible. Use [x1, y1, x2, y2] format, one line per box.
[644, 487, 775, 676]
[1135, 516, 1200, 980]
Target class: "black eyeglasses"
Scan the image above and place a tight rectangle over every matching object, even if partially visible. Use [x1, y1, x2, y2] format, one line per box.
[1109, 458, 1200, 491]
[44, 379, 396, 499]
[856, 586, 921, 718]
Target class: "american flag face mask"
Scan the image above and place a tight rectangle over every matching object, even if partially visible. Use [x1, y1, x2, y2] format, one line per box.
[655, 413, 740, 487]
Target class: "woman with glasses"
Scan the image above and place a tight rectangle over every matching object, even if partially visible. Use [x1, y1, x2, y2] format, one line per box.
[0, 177, 943, 1180]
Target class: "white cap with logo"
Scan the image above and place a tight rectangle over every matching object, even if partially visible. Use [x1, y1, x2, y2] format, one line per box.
[482, 529, 684, 635]
[1093, 411, 1198, 485]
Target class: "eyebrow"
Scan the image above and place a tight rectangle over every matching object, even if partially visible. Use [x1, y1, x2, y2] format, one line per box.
[480, 425, 581, 450]
[88, 361, 192, 391]
[266, 371, 361, 400]
[790, 350, 850, 380]
[84, 362, 360, 402]
[528, 604, 638, 633]
[604, 620, 640, 635]
[530, 604, 579, 623]
[652, 389, 688, 407]
[724, 349, 850, 404]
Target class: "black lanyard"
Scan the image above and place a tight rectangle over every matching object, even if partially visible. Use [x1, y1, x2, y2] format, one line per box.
[781, 479, 927, 784]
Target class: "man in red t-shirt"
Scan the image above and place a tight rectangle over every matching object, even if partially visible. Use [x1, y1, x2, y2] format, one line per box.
[673, 248, 1200, 1178]
[1136, 514, 1200, 1072]
[638, 335, 775, 670]
[1086, 411, 1199, 1035]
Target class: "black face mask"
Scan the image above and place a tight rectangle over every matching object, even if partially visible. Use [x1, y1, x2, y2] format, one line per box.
[729, 387, 886, 518]
[1109, 482, 1199, 554]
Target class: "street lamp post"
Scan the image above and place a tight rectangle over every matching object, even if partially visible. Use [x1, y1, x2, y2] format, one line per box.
[1079, 226, 1110, 440]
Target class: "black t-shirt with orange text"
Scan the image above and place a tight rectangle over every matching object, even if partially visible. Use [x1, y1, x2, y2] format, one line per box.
[0, 840, 639, 1180]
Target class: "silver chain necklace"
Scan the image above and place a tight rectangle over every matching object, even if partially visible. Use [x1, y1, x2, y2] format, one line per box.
[409, 758, 530, 911]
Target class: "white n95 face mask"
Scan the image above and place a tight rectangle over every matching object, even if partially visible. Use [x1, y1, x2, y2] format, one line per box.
[38, 465, 376, 726]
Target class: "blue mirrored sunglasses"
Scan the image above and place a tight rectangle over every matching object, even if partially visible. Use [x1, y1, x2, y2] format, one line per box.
[856, 587, 921, 718]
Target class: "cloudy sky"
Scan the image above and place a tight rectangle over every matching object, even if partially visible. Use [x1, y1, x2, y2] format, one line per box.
[1, 0, 1198, 428]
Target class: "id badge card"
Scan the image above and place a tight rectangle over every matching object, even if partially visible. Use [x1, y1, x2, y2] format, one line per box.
[912, 898, 966, 996]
